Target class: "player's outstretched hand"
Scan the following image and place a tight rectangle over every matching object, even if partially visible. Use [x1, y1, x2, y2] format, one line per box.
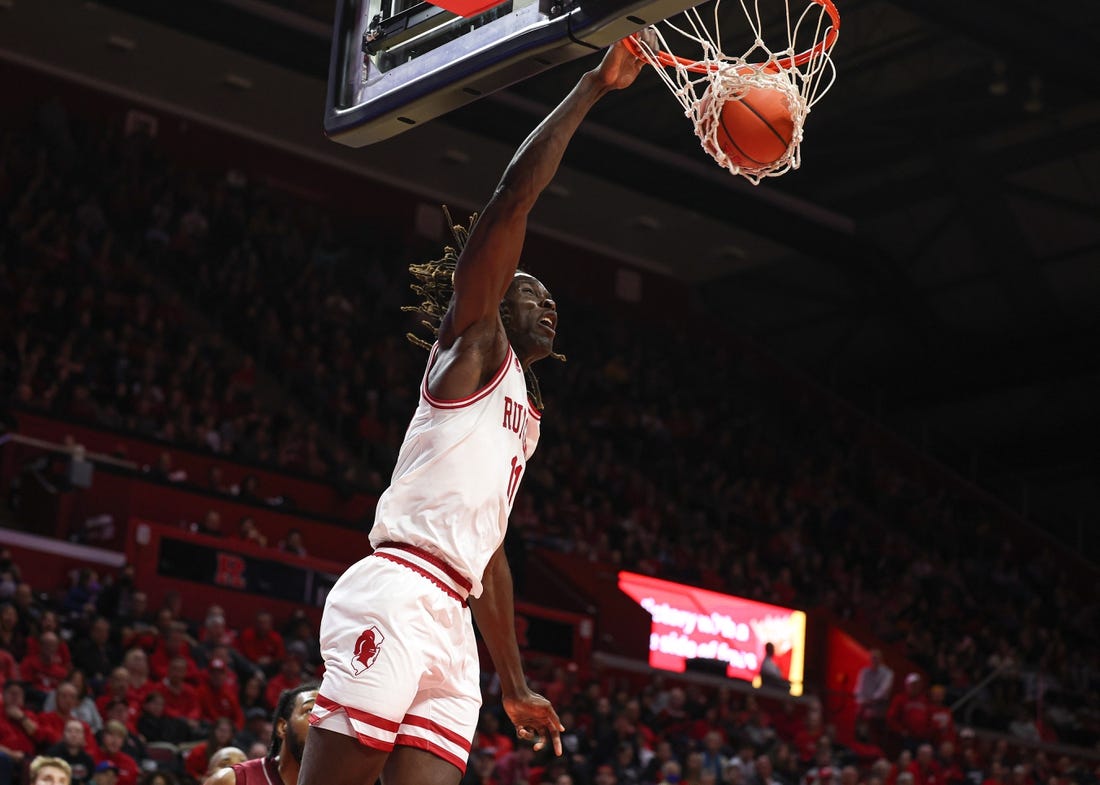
[593, 28, 657, 91]
[504, 690, 565, 756]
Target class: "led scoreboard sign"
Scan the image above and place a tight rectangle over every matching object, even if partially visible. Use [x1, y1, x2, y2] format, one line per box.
[618, 571, 806, 695]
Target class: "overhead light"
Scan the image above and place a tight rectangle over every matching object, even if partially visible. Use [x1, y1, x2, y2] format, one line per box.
[223, 73, 254, 90]
[106, 34, 136, 51]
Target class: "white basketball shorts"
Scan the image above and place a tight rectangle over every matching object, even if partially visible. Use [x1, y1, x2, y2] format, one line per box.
[310, 543, 481, 773]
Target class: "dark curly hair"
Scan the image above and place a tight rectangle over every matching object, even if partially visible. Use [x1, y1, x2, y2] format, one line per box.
[403, 207, 563, 410]
[269, 682, 319, 759]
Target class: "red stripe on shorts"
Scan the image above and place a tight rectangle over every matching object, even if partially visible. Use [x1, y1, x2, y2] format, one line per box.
[394, 734, 468, 774]
[315, 692, 401, 733]
[401, 713, 473, 752]
[309, 711, 397, 753]
[375, 542, 473, 592]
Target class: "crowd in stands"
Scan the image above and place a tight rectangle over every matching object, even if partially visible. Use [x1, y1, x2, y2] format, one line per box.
[0, 551, 326, 785]
[0, 549, 1098, 785]
[0, 114, 363, 491]
[1, 81, 1099, 784]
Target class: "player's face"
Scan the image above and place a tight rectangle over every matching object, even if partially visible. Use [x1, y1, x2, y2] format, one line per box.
[282, 690, 318, 764]
[502, 274, 557, 362]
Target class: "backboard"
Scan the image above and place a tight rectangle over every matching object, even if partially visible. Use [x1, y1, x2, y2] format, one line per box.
[323, 0, 701, 146]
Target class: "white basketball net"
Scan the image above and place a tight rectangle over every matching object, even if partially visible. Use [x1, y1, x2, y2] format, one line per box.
[630, 0, 839, 184]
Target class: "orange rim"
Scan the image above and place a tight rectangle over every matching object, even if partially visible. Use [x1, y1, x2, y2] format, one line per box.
[624, 0, 839, 74]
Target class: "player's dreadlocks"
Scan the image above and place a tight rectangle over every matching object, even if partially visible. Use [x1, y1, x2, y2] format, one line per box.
[403, 207, 564, 410]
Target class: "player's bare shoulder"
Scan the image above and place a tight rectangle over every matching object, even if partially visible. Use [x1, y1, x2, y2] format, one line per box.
[202, 767, 239, 785]
[430, 314, 509, 397]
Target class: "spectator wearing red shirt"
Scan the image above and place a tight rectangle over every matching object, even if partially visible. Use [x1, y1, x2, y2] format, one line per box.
[149, 622, 200, 684]
[21, 632, 70, 695]
[204, 645, 241, 694]
[264, 652, 305, 710]
[95, 721, 141, 785]
[197, 658, 244, 728]
[927, 686, 957, 746]
[198, 606, 238, 652]
[235, 517, 268, 549]
[23, 612, 72, 669]
[771, 700, 806, 745]
[37, 681, 100, 758]
[100, 698, 141, 741]
[794, 707, 827, 764]
[0, 681, 51, 759]
[938, 741, 966, 785]
[236, 612, 284, 674]
[908, 744, 944, 785]
[129, 608, 174, 656]
[0, 649, 18, 690]
[120, 649, 155, 708]
[95, 669, 140, 731]
[156, 656, 202, 729]
[888, 673, 931, 752]
[184, 716, 236, 782]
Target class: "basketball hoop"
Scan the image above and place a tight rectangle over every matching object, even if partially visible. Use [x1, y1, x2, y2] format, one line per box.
[625, 0, 840, 184]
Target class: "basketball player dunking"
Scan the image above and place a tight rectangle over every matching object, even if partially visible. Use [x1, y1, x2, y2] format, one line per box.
[298, 35, 653, 785]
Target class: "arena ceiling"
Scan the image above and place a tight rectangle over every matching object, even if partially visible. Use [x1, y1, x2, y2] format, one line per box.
[3, 0, 1099, 561]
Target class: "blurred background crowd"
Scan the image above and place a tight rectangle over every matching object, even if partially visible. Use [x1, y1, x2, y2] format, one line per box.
[0, 60, 1097, 785]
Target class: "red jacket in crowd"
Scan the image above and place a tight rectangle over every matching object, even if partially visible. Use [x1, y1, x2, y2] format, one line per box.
[19, 651, 69, 693]
[157, 679, 202, 722]
[888, 689, 930, 739]
[236, 626, 285, 667]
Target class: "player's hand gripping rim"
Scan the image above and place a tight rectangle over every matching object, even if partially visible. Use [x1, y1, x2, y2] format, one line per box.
[592, 28, 657, 92]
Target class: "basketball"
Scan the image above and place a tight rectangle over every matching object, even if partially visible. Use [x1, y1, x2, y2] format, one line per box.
[713, 86, 795, 168]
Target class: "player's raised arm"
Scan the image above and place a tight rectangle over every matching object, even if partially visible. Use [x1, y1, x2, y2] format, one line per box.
[440, 37, 649, 342]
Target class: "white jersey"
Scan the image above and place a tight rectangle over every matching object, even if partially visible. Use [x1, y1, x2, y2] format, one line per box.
[369, 342, 541, 597]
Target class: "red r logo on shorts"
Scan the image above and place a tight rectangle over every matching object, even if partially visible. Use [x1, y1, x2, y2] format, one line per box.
[351, 626, 384, 675]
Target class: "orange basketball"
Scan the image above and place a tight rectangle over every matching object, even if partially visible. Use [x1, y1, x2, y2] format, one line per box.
[714, 87, 795, 168]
